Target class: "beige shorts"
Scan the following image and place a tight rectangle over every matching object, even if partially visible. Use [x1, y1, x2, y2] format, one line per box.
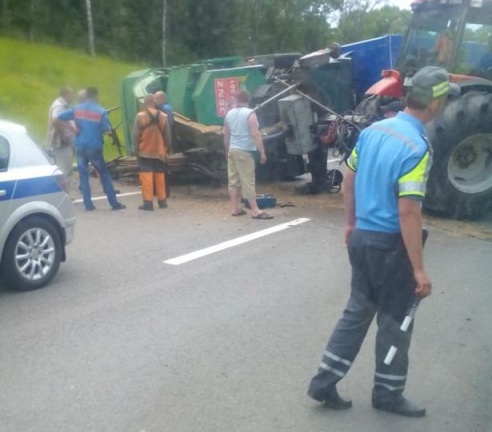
[228, 148, 256, 199]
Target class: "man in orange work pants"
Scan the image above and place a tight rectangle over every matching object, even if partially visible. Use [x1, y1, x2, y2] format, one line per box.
[132, 94, 172, 210]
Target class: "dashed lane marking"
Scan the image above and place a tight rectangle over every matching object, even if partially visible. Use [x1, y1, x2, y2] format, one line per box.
[164, 218, 311, 266]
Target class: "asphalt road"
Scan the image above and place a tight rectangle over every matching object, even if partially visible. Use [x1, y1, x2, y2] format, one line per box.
[0, 180, 491, 432]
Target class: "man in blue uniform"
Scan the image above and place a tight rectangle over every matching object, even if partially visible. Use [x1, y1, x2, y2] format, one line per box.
[155, 90, 175, 198]
[155, 91, 174, 132]
[307, 67, 459, 417]
[58, 87, 125, 211]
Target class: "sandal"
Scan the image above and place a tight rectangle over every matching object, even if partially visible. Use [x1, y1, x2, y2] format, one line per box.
[252, 212, 273, 220]
[232, 209, 247, 216]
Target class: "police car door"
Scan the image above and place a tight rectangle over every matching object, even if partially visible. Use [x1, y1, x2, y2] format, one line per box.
[0, 134, 13, 227]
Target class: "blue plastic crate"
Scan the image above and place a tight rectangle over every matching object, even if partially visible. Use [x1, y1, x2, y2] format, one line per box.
[242, 194, 277, 209]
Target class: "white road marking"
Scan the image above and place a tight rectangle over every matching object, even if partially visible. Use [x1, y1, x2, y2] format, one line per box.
[164, 218, 311, 266]
[72, 191, 141, 204]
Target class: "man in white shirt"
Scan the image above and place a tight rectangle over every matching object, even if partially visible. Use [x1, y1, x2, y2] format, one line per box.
[223, 90, 273, 219]
[47, 87, 76, 192]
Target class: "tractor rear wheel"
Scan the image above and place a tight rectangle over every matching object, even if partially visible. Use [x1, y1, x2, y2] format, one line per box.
[424, 91, 492, 219]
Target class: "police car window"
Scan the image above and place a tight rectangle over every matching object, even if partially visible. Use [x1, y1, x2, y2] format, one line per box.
[15, 133, 52, 168]
[0, 135, 10, 171]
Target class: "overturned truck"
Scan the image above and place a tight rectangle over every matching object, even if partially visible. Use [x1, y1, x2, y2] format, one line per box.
[117, 51, 353, 190]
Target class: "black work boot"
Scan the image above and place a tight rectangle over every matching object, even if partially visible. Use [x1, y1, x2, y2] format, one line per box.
[308, 386, 352, 410]
[372, 394, 426, 417]
[139, 200, 154, 211]
[158, 199, 168, 209]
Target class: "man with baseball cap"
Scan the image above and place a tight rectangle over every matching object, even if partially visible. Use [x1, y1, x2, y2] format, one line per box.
[407, 65, 460, 104]
[307, 67, 459, 417]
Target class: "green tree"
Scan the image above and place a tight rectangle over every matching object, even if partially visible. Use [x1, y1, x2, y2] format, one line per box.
[239, 0, 339, 55]
[0, 0, 345, 63]
[337, 5, 411, 43]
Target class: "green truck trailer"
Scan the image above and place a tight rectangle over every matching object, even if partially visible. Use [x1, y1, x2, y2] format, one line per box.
[115, 52, 354, 185]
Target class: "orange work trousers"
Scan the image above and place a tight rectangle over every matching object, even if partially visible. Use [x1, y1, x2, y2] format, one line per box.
[140, 172, 166, 201]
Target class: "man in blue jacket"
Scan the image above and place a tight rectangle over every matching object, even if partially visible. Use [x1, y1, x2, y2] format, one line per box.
[58, 87, 125, 211]
[155, 90, 175, 155]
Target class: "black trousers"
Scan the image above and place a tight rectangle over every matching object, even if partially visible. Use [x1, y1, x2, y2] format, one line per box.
[308, 229, 417, 402]
[137, 157, 166, 173]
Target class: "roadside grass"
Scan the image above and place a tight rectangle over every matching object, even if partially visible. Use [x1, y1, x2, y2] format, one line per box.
[0, 37, 145, 159]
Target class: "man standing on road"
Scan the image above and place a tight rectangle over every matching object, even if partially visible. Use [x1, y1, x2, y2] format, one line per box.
[57, 87, 125, 211]
[224, 90, 272, 219]
[47, 87, 76, 192]
[307, 67, 459, 417]
[133, 94, 171, 211]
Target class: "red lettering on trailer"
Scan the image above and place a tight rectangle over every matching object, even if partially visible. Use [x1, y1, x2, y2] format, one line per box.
[214, 77, 240, 117]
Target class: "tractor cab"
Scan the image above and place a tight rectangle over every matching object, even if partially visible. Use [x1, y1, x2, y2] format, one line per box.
[368, 0, 492, 98]
[347, 1, 492, 220]
[399, 0, 492, 79]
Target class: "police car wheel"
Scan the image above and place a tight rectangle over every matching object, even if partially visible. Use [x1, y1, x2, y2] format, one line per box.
[2, 217, 62, 291]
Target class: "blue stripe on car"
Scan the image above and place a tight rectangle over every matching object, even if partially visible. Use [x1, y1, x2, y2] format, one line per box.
[0, 176, 62, 201]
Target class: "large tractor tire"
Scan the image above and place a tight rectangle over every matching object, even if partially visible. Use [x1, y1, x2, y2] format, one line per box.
[424, 91, 492, 219]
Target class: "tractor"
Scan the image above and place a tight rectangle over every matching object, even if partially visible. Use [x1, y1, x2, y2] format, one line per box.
[345, 0, 492, 219]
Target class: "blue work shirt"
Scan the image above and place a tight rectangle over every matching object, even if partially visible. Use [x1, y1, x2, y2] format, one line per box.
[158, 103, 174, 129]
[346, 111, 432, 233]
[58, 100, 111, 150]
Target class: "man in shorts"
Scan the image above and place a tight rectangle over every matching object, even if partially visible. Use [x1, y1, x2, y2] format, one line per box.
[224, 90, 272, 219]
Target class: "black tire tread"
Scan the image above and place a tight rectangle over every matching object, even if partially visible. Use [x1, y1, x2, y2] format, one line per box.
[424, 91, 492, 219]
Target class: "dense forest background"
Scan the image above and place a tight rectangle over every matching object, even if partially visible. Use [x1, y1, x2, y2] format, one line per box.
[0, 0, 411, 65]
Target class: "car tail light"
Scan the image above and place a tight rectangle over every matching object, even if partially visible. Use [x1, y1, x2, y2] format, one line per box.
[55, 174, 69, 193]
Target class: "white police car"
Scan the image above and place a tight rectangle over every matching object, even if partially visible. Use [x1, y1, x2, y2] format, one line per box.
[0, 120, 75, 291]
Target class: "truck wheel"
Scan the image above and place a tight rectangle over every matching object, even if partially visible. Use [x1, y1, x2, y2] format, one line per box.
[1, 217, 62, 291]
[425, 92, 492, 219]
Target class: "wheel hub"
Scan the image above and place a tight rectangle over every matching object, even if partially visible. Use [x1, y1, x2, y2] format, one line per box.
[454, 144, 477, 169]
[447, 133, 492, 195]
[30, 246, 41, 260]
